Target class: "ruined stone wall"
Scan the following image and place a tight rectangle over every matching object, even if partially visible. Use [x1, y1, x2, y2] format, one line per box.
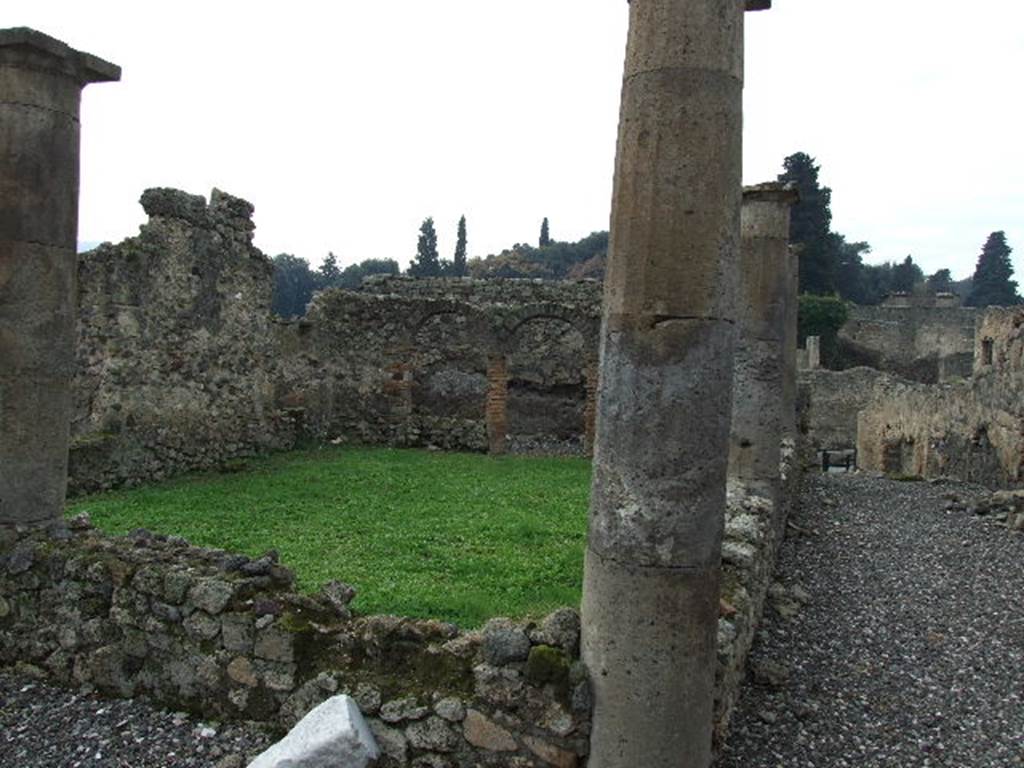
[72, 189, 300, 493]
[856, 307, 1024, 487]
[836, 304, 976, 383]
[798, 367, 898, 452]
[71, 193, 603, 491]
[1, 443, 802, 763]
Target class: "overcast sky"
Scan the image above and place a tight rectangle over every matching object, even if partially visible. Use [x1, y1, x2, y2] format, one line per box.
[7, 1, 1023, 279]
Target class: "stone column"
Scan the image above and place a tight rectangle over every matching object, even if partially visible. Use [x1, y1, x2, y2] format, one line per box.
[781, 245, 800, 439]
[583, 361, 599, 454]
[0, 29, 119, 528]
[807, 335, 821, 369]
[581, 2, 768, 767]
[485, 355, 508, 455]
[728, 184, 797, 497]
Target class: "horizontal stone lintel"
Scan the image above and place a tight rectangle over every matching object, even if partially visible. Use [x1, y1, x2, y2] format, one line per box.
[0, 27, 120, 83]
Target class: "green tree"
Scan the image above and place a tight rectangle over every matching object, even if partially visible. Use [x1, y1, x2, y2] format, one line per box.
[798, 293, 849, 366]
[891, 255, 924, 294]
[967, 231, 1019, 307]
[452, 215, 468, 277]
[271, 253, 317, 318]
[408, 217, 441, 277]
[316, 251, 343, 290]
[540, 217, 551, 247]
[832, 234, 873, 304]
[778, 152, 836, 294]
[925, 268, 953, 295]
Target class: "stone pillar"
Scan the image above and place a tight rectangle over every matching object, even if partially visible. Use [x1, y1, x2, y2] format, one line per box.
[728, 184, 797, 496]
[781, 245, 800, 439]
[486, 355, 508, 455]
[807, 335, 821, 369]
[0, 29, 119, 528]
[581, 2, 768, 767]
[583, 361, 599, 454]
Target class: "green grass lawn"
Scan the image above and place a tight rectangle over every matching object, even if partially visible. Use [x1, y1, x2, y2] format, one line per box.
[67, 447, 592, 628]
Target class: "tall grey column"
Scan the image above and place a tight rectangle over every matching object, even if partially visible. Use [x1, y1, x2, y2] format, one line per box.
[729, 183, 797, 497]
[581, 2, 769, 767]
[0, 29, 119, 528]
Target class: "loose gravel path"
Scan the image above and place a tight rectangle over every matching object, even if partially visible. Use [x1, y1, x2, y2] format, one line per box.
[719, 473, 1024, 768]
[0, 672, 274, 768]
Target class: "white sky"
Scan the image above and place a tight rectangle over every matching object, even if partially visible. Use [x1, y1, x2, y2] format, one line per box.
[6, 1, 1022, 280]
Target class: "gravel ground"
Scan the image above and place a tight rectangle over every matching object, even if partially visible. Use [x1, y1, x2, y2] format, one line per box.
[0, 671, 275, 768]
[719, 472, 1024, 768]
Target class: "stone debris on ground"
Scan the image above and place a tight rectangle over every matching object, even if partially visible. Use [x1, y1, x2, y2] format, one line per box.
[719, 473, 1024, 768]
[247, 695, 378, 768]
[0, 669, 274, 767]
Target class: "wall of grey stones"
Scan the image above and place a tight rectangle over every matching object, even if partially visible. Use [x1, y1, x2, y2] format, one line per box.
[72, 189, 299, 493]
[1, 440, 803, 764]
[71, 190, 602, 492]
[855, 307, 1024, 487]
[836, 304, 976, 383]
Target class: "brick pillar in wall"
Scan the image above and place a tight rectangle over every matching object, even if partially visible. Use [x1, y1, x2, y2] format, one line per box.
[486, 355, 508, 455]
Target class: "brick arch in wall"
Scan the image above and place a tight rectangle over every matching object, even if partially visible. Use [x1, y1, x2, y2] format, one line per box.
[486, 304, 601, 455]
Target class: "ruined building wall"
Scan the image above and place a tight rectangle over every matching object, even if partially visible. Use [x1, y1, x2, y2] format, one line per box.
[836, 304, 976, 383]
[71, 190, 299, 493]
[71, 192, 602, 491]
[798, 367, 897, 452]
[856, 307, 1024, 487]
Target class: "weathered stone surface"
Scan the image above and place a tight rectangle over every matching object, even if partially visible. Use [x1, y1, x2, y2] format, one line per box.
[523, 735, 579, 768]
[529, 607, 581, 657]
[226, 656, 258, 687]
[188, 579, 234, 615]
[434, 696, 466, 723]
[405, 715, 458, 752]
[482, 619, 531, 666]
[247, 695, 379, 768]
[463, 709, 517, 752]
[380, 695, 429, 723]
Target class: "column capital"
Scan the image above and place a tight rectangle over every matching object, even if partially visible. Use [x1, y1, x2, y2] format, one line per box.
[0, 27, 120, 84]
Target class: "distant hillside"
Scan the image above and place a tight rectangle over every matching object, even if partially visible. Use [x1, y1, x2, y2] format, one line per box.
[468, 231, 608, 281]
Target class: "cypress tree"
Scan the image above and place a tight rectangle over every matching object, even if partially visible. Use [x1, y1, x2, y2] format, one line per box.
[778, 152, 836, 294]
[967, 231, 1019, 307]
[540, 217, 551, 247]
[453, 215, 468, 277]
[409, 217, 441, 277]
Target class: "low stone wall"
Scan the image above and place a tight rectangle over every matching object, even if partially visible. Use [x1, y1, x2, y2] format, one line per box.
[0, 518, 590, 767]
[714, 439, 801, 747]
[1, 442, 801, 764]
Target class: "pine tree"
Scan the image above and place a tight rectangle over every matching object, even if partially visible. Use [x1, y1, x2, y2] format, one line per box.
[778, 152, 836, 295]
[453, 215, 468, 277]
[408, 217, 441, 277]
[967, 231, 1019, 307]
[891, 255, 924, 294]
[540, 217, 551, 247]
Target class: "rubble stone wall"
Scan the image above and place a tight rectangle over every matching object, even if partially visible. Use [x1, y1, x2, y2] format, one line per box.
[71, 190, 602, 492]
[798, 367, 898, 452]
[836, 304, 976, 383]
[1, 442, 802, 764]
[855, 308, 1024, 487]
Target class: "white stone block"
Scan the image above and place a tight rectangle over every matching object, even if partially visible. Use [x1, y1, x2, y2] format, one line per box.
[248, 695, 379, 768]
